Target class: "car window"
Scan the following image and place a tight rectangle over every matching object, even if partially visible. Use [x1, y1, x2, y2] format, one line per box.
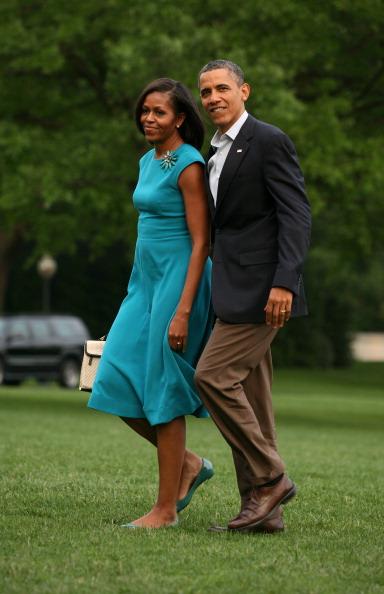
[9, 319, 30, 339]
[51, 318, 86, 338]
[29, 319, 51, 339]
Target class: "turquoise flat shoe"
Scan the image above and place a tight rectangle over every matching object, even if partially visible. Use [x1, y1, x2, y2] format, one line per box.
[121, 518, 179, 529]
[177, 458, 214, 513]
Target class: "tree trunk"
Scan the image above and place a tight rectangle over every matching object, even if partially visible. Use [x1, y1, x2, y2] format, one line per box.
[0, 231, 21, 313]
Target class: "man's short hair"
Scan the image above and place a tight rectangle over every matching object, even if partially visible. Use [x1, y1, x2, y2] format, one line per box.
[198, 60, 245, 86]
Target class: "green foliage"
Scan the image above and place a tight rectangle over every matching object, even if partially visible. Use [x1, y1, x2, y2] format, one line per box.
[274, 245, 356, 368]
[1, 0, 384, 363]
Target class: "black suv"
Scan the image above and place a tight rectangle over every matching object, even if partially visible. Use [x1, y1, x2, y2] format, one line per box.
[0, 314, 90, 388]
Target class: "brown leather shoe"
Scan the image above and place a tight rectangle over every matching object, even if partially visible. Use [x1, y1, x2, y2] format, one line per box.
[226, 492, 285, 531]
[208, 507, 284, 534]
[253, 506, 284, 533]
[228, 475, 296, 531]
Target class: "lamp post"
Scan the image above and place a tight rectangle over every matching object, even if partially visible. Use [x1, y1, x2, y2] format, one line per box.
[37, 254, 57, 313]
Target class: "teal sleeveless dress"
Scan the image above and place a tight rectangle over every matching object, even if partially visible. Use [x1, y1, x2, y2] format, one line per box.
[88, 144, 212, 425]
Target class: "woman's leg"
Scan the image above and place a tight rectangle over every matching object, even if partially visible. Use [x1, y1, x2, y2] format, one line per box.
[128, 416, 186, 528]
[120, 416, 202, 501]
[120, 417, 157, 445]
[155, 417, 186, 511]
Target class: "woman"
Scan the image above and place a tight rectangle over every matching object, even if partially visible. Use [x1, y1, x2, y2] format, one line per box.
[88, 79, 213, 529]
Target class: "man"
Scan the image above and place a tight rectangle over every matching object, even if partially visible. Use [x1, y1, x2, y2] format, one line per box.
[195, 60, 311, 533]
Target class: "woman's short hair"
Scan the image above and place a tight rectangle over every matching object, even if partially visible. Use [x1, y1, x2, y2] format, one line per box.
[135, 78, 204, 150]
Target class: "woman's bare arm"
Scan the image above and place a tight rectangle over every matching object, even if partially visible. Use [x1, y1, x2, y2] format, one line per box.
[168, 162, 210, 352]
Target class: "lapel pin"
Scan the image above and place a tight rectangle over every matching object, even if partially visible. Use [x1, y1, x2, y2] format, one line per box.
[237, 149, 243, 153]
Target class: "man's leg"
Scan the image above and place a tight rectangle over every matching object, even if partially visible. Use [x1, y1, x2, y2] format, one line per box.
[230, 351, 284, 532]
[196, 320, 296, 530]
[195, 320, 284, 485]
[232, 347, 279, 501]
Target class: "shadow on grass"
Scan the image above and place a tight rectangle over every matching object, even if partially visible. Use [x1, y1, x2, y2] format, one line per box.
[1, 391, 383, 433]
[275, 363, 384, 395]
[276, 410, 384, 432]
[0, 391, 86, 415]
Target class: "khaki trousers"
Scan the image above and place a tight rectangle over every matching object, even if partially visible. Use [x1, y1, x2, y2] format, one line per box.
[195, 320, 285, 495]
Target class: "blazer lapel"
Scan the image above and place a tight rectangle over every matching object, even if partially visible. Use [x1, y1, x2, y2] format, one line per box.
[215, 132, 249, 214]
[205, 146, 216, 218]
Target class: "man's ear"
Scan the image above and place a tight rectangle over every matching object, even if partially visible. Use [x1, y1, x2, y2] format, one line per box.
[241, 83, 251, 102]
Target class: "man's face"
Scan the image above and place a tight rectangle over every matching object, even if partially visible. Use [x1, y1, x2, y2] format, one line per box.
[199, 68, 250, 133]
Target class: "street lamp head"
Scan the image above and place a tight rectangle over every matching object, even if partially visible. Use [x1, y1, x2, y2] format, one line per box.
[37, 254, 58, 280]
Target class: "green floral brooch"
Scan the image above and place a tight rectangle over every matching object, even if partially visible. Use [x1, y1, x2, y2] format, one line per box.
[160, 150, 178, 170]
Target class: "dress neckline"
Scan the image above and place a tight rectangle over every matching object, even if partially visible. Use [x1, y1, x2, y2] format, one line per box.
[153, 143, 185, 161]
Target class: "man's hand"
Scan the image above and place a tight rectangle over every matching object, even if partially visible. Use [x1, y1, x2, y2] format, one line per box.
[264, 287, 293, 328]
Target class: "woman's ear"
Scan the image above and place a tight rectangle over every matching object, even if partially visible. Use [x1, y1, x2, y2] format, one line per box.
[176, 113, 186, 129]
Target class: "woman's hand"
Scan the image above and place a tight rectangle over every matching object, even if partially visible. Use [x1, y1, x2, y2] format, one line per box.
[168, 312, 189, 352]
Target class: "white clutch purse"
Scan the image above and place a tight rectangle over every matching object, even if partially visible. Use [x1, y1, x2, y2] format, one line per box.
[79, 337, 105, 392]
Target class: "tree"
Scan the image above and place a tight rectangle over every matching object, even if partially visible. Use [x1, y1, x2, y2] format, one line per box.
[1, 0, 384, 363]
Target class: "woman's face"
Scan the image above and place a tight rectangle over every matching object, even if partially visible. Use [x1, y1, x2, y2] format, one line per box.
[140, 92, 184, 145]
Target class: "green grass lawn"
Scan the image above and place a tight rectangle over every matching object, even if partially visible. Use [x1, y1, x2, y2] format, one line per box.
[1, 364, 383, 594]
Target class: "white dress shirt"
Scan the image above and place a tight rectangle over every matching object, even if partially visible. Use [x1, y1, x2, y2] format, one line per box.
[208, 110, 249, 204]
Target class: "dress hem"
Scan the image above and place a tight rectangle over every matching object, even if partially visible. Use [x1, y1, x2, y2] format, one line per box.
[87, 402, 209, 426]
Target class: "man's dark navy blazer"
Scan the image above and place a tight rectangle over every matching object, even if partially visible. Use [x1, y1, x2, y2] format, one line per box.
[206, 114, 311, 324]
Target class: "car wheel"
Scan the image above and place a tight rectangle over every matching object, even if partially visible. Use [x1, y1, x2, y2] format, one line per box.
[59, 358, 80, 389]
[0, 359, 21, 386]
